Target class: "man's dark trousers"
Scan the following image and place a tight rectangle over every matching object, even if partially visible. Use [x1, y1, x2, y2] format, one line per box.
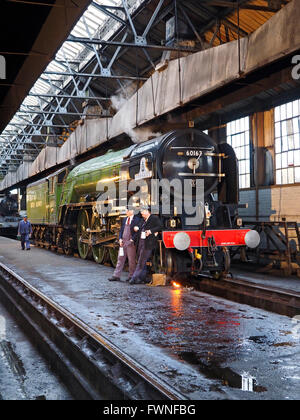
[113, 217, 138, 279]
[130, 214, 162, 284]
[130, 240, 152, 284]
[21, 233, 30, 250]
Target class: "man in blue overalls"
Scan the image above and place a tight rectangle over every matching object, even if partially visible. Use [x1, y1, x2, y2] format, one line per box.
[18, 216, 32, 250]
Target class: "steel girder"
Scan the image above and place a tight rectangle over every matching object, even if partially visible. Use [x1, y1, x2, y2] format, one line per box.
[0, 0, 253, 177]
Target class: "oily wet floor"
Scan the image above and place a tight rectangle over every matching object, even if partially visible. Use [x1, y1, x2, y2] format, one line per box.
[1, 238, 300, 399]
[0, 295, 73, 400]
[177, 350, 267, 393]
[121, 287, 249, 359]
[0, 340, 26, 380]
[114, 285, 298, 396]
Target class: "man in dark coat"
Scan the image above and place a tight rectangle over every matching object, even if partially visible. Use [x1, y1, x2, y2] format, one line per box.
[108, 209, 143, 282]
[18, 215, 32, 251]
[129, 208, 163, 285]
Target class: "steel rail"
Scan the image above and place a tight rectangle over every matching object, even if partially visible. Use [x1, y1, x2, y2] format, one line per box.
[0, 262, 186, 400]
[193, 274, 300, 318]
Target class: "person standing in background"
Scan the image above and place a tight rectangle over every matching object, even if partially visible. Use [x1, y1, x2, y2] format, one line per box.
[18, 215, 32, 251]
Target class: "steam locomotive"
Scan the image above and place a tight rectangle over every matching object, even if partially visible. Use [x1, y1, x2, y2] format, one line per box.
[27, 129, 260, 277]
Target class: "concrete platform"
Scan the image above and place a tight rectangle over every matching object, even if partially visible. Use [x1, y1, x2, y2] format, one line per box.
[0, 236, 299, 400]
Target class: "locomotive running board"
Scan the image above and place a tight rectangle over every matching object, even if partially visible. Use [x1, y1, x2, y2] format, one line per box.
[80, 234, 117, 245]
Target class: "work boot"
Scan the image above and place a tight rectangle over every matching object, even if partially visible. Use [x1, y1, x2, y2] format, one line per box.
[124, 277, 132, 282]
[129, 277, 143, 285]
[108, 276, 120, 282]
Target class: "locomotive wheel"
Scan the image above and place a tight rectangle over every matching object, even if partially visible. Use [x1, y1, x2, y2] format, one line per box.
[64, 246, 73, 256]
[93, 242, 107, 264]
[222, 247, 231, 273]
[38, 227, 44, 246]
[63, 233, 73, 256]
[165, 249, 177, 276]
[77, 210, 91, 259]
[109, 246, 119, 268]
[31, 227, 37, 244]
[91, 216, 106, 264]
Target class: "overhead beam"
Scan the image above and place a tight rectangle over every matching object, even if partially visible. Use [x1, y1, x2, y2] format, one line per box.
[91, 2, 128, 26]
[9, 123, 70, 128]
[201, 0, 283, 12]
[28, 93, 110, 100]
[6, 0, 75, 7]
[67, 36, 201, 53]
[18, 110, 104, 117]
[0, 133, 59, 137]
[43, 70, 147, 81]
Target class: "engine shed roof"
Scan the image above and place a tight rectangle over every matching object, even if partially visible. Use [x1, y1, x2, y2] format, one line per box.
[0, 0, 292, 180]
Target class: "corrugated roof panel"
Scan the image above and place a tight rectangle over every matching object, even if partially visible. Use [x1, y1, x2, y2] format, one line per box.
[208, 0, 292, 46]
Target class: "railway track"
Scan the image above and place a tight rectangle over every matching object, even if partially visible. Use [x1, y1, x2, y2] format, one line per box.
[32, 239, 300, 317]
[189, 274, 300, 318]
[0, 262, 186, 400]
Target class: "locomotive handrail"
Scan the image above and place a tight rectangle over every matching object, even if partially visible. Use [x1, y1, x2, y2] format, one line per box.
[178, 172, 225, 177]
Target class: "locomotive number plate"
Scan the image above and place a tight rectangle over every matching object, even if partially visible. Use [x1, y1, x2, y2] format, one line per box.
[186, 150, 202, 157]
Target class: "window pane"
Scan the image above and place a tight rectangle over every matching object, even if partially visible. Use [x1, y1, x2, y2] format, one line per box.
[276, 170, 282, 184]
[282, 120, 287, 136]
[295, 133, 300, 150]
[276, 154, 282, 169]
[282, 152, 288, 168]
[275, 122, 281, 138]
[293, 100, 299, 117]
[293, 117, 299, 134]
[295, 167, 300, 183]
[275, 137, 281, 153]
[288, 135, 294, 150]
[245, 174, 250, 188]
[227, 116, 250, 189]
[282, 168, 288, 184]
[281, 104, 287, 120]
[275, 99, 300, 185]
[287, 102, 293, 119]
[288, 167, 294, 184]
[282, 136, 288, 152]
[295, 150, 300, 166]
